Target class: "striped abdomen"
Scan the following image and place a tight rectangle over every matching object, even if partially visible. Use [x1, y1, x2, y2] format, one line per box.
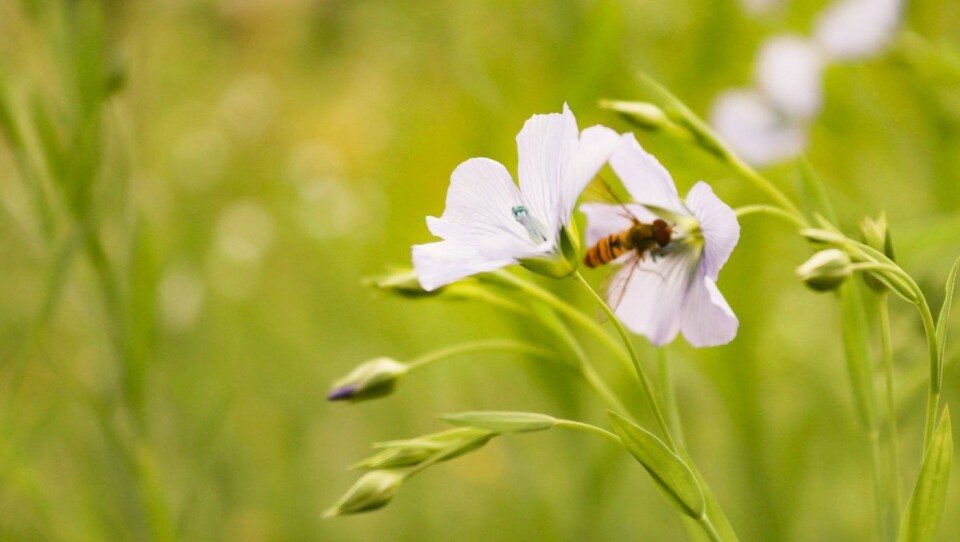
[584, 230, 632, 268]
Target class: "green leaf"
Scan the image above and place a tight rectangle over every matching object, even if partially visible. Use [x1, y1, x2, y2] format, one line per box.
[608, 411, 705, 519]
[839, 283, 879, 431]
[935, 257, 960, 389]
[899, 407, 953, 542]
[441, 411, 557, 433]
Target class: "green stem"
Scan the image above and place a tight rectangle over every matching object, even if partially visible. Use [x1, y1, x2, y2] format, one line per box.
[572, 271, 677, 451]
[735, 205, 807, 230]
[487, 270, 635, 376]
[723, 153, 805, 221]
[700, 516, 723, 542]
[554, 419, 622, 444]
[407, 340, 559, 370]
[878, 295, 901, 536]
[657, 348, 685, 447]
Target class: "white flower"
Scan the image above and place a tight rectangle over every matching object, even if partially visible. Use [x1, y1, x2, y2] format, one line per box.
[709, 89, 808, 167]
[813, 0, 903, 61]
[580, 135, 740, 347]
[413, 105, 622, 291]
[755, 35, 826, 121]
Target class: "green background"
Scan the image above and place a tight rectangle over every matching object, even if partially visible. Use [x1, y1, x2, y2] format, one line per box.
[1, 0, 959, 539]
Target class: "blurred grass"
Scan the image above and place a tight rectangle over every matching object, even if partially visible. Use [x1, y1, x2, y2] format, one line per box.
[0, 0, 959, 540]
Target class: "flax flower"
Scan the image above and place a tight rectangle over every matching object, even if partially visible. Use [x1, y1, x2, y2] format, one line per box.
[413, 105, 622, 291]
[580, 135, 740, 347]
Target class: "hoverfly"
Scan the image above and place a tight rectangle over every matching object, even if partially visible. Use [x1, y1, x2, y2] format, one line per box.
[580, 177, 679, 311]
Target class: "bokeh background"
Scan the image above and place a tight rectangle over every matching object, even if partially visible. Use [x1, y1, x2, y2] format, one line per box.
[1, 0, 959, 540]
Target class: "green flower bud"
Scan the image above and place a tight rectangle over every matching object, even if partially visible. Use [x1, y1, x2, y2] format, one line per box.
[860, 214, 894, 259]
[519, 226, 579, 279]
[599, 99, 671, 130]
[860, 214, 897, 293]
[797, 249, 853, 292]
[327, 358, 408, 402]
[323, 470, 404, 518]
[800, 228, 849, 248]
[352, 428, 494, 470]
[441, 411, 558, 433]
[367, 268, 443, 298]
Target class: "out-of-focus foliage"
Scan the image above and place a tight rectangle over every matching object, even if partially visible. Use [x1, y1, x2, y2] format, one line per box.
[0, 0, 958, 540]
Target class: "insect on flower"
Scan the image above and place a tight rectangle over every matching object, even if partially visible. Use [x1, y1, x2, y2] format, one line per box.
[580, 135, 740, 347]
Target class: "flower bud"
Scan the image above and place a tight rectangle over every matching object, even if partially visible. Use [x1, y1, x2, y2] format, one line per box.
[352, 428, 494, 470]
[797, 249, 852, 292]
[327, 357, 408, 402]
[599, 100, 671, 130]
[367, 268, 443, 298]
[323, 470, 404, 518]
[860, 214, 896, 293]
[441, 411, 557, 433]
[519, 226, 579, 279]
[800, 228, 849, 248]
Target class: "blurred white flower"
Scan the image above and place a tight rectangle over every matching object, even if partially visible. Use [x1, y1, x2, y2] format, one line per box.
[814, 0, 903, 61]
[756, 35, 825, 120]
[710, 90, 808, 167]
[413, 105, 622, 291]
[580, 135, 740, 347]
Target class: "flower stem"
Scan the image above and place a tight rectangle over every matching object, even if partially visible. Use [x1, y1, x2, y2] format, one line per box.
[700, 516, 723, 542]
[572, 271, 677, 451]
[554, 419, 622, 444]
[878, 295, 901, 536]
[487, 270, 635, 376]
[657, 348, 686, 447]
[407, 340, 559, 371]
[735, 205, 807, 230]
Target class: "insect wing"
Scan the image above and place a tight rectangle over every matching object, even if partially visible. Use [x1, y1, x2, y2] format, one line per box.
[602, 253, 644, 318]
[582, 175, 641, 224]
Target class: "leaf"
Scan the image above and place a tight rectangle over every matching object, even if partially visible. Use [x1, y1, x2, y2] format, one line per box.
[608, 411, 705, 519]
[899, 407, 953, 542]
[935, 257, 960, 389]
[839, 283, 879, 431]
[441, 411, 557, 433]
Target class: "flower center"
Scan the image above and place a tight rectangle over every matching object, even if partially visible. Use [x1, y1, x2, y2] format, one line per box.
[512, 205, 548, 244]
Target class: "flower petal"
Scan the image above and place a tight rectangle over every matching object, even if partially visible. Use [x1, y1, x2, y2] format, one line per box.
[414, 157, 544, 290]
[561, 125, 623, 224]
[685, 182, 740, 280]
[813, 0, 902, 61]
[610, 249, 699, 346]
[579, 202, 654, 247]
[709, 89, 808, 167]
[516, 104, 579, 236]
[609, 134, 683, 213]
[412, 241, 515, 291]
[680, 273, 739, 347]
[755, 35, 825, 120]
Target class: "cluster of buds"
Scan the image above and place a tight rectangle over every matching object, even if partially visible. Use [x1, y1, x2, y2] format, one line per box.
[796, 214, 909, 298]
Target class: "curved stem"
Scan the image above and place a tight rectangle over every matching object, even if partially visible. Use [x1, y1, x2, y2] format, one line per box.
[735, 205, 807, 230]
[724, 154, 805, 222]
[555, 419, 622, 444]
[700, 516, 723, 542]
[573, 271, 677, 451]
[487, 270, 634, 375]
[878, 295, 901, 535]
[407, 340, 559, 371]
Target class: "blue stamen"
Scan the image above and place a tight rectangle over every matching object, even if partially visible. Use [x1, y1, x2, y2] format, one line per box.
[512, 205, 548, 243]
